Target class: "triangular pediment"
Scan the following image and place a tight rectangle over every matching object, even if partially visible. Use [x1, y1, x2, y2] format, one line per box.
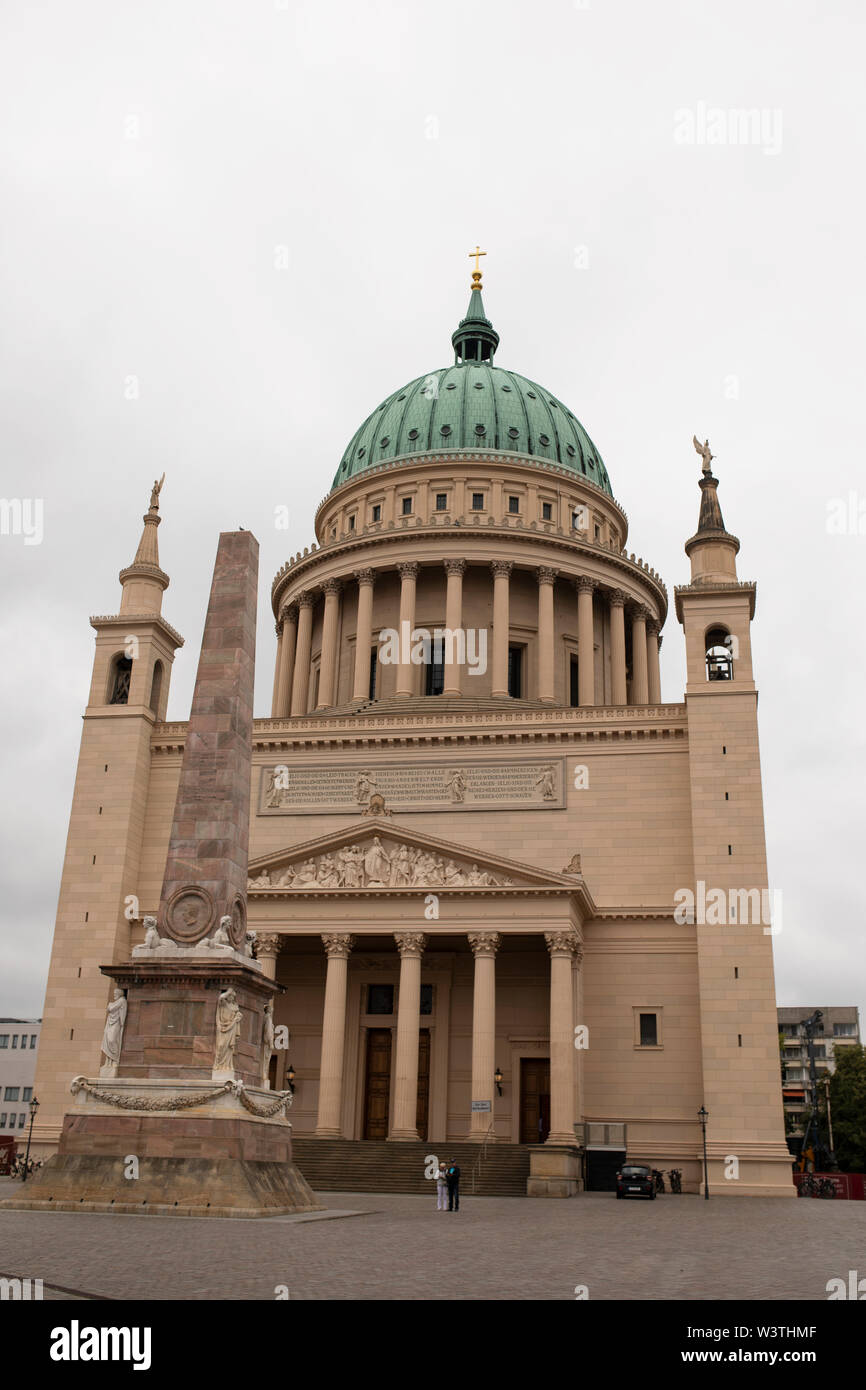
[247, 817, 591, 901]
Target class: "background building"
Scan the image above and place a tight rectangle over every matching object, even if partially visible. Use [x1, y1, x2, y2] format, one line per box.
[0, 1019, 41, 1145]
[778, 1005, 861, 1139]
[30, 273, 794, 1196]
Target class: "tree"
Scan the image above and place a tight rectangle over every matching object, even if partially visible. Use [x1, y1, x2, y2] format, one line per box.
[824, 1045, 866, 1173]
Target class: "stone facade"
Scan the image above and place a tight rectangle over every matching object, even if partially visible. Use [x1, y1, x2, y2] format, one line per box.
[29, 289, 794, 1198]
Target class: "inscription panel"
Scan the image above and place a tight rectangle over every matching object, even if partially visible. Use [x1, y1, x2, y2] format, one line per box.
[257, 759, 565, 815]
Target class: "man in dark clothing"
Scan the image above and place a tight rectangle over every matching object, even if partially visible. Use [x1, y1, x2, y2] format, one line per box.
[446, 1159, 461, 1211]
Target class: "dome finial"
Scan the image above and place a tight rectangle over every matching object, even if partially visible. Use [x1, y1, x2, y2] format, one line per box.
[469, 244, 486, 290]
[453, 251, 498, 364]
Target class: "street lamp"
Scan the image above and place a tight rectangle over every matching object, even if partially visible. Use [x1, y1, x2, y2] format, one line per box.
[698, 1105, 709, 1200]
[21, 1096, 39, 1183]
[494, 1067, 503, 1097]
[286, 1064, 295, 1096]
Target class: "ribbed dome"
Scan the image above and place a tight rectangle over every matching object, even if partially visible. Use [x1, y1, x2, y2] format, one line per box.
[331, 284, 612, 496]
[332, 362, 612, 495]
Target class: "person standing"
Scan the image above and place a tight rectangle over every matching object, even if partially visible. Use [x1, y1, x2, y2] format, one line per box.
[435, 1162, 448, 1211]
[446, 1159, 461, 1212]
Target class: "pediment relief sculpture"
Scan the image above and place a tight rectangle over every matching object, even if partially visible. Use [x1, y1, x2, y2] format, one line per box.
[247, 834, 515, 891]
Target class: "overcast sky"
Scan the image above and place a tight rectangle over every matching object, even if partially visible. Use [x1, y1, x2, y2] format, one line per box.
[1, 0, 864, 1026]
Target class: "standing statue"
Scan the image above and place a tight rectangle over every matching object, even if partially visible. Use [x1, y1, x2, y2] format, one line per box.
[260, 999, 275, 1089]
[534, 765, 556, 801]
[213, 988, 243, 1074]
[692, 436, 715, 475]
[99, 990, 128, 1078]
[354, 770, 377, 805]
[364, 835, 391, 885]
[149, 472, 166, 511]
[445, 768, 466, 803]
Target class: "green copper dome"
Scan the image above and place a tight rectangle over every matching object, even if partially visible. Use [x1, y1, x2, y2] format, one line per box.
[331, 286, 612, 496]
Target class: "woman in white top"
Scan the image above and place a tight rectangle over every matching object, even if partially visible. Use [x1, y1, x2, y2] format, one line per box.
[436, 1162, 448, 1211]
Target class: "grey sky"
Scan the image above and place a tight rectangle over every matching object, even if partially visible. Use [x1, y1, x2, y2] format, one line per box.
[1, 0, 864, 1023]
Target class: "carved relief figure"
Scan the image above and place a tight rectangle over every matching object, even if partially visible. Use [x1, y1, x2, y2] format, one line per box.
[445, 768, 466, 803]
[214, 988, 243, 1073]
[534, 765, 556, 800]
[246, 838, 514, 891]
[143, 915, 160, 949]
[364, 835, 391, 885]
[354, 770, 377, 805]
[99, 989, 128, 1078]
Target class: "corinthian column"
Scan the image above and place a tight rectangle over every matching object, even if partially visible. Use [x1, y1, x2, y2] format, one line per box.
[609, 590, 627, 706]
[290, 592, 314, 716]
[467, 932, 501, 1140]
[274, 606, 297, 718]
[544, 931, 582, 1145]
[576, 578, 595, 706]
[630, 606, 649, 706]
[443, 559, 466, 696]
[389, 931, 426, 1140]
[396, 563, 419, 698]
[352, 569, 376, 701]
[255, 933, 282, 982]
[271, 622, 283, 716]
[490, 561, 512, 698]
[316, 579, 342, 709]
[315, 932, 355, 1137]
[537, 568, 557, 703]
[647, 619, 662, 704]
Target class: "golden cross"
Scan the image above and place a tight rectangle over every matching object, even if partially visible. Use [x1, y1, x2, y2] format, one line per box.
[469, 245, 487, 275]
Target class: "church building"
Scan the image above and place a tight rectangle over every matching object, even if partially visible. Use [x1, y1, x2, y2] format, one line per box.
[32, 261, 794, 1196]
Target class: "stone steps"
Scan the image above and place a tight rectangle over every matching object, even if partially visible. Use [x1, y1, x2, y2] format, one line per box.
[291, 1139, 531, 1196]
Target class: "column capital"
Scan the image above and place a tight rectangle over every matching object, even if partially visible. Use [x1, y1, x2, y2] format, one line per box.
[297, 590, 315, 610]
[444, 558, 467, 576]
[536, 566, 557, 585]
[646, 616, 661, 637]
[575, 576, 596, 595]
[394, 931, 427, 958]
[630, 603, 651, 624]
[397, 562, 419, 581]
[322, 932, 355, 959]
[355, 568, 375, 587]
[467, 931, 501, 958]
[544, 930, 582, 961]
[255, 933, 283, 961]
[608, 588, 627, 609]
[490, 560, 513, 578]
[323, 577, 343, 597]
[279, 602, 298, 627]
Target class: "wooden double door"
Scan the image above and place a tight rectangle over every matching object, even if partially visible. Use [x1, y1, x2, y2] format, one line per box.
[519, 1058, 551, 1144]
[363, 1027, 430, 1140]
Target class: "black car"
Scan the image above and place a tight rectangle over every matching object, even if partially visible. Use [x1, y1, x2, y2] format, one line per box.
[616, 1164, 655, 1199]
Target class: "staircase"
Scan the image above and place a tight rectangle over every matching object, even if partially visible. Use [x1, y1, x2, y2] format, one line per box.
[290, 1139, 531, 1197]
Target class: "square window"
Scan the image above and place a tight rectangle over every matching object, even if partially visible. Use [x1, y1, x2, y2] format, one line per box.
[402, 497, 413, 515]
[542, 502, 553, 521]
[508, 495, 519, 514]
[30, 1035, 37, 1048]
[471, 492, 484, 510]
[639, 1013, 658, 1046]
[368, 984, 394, 1015]
[0, 1036, 7, 1049]
[18, 1113, 25, 1128]
[435, 493, 447, 511]
[11, 1036, 17, 1049]
[22, 1088, 32, 1102]
[0, 1114, 6, 1128]
[372, 504, 381, 522]
[4, 1088, 19, 1103]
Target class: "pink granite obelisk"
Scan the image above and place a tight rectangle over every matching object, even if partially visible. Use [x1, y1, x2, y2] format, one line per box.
[158, 530, 258, 950]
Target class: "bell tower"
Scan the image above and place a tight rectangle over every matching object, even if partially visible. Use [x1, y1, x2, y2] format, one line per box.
[675, 445, 792, 1196]
[31, 480, 184, 1153]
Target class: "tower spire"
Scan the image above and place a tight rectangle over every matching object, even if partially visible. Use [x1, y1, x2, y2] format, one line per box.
[119, 476, 170, 615]
[452, 247, 499, 364]
[683, 438, 740, 583]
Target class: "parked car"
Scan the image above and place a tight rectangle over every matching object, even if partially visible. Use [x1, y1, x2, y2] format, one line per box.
[616, 1163, 655, 1199]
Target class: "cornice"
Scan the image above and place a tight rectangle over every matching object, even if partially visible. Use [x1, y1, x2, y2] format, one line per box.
[90, 612, 185, 648]
[674, 579, 757, 623]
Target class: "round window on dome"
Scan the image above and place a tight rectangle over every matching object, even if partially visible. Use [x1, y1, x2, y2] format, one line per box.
[397, 394, 406, 401]
[358, 447, 366, 458]
[501, 385, 512, 392]
[440, 424, 452, 436]
[526, 391, 537, 399]
[475, 424, 486, 436]
[473, 382, 484, 390]
[566, 444, 576, 457]
[539, 433, 550, 446]
[446, 383, 457, 391]
[408, 428, 419, 440]
[508, 427, 519, 439]
[380, 437, 390, 447]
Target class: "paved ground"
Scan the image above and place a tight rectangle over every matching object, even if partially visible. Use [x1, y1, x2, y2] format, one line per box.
[1, 1179, 863, 1300]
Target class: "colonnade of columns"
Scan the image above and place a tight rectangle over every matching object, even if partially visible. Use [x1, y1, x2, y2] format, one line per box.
[271, 562, 663, 716]
[308, 929, 583, 1144]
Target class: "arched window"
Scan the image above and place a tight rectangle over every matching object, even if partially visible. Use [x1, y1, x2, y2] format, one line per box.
[705, 626, 733, 681]
[149, 660, 163, 715]
[108, 654, 132, 705]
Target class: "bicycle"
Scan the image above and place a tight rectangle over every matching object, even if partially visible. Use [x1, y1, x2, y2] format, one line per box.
[667, 1168, 683, 1194]
[652, 1168, 665, 1194]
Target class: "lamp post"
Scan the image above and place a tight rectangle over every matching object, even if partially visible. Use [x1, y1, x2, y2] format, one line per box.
[21, 1096, 39, 1183]
[698, 1105, 709, 1200]
[286, 1064, 295, 1096]
[494, 1067, 503, 1098]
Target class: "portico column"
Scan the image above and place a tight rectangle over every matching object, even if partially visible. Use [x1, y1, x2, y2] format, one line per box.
[544, 931, 582, 1145]
[537, 567, 557, 703]
[271, 622, 283, 715]
[352, 569, 375, 701]
[274, 605, 297, 717]
[609, 589, 627, 706]
[630, 606, 649, 705]
[389, 932, 427, 1140]
[315, 932, 355, 1137]
[290, 592, 314, 716]
[316, 579, 342, 709]
[490, 561, 512, 698]
[396, 562, 419, 698]
[443, 559, 466, 696]
[647, 619, 662, 704]
[255, 933, 282, 983]
[576, 577, 595, 706]
[467, 932, 501, 1140]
